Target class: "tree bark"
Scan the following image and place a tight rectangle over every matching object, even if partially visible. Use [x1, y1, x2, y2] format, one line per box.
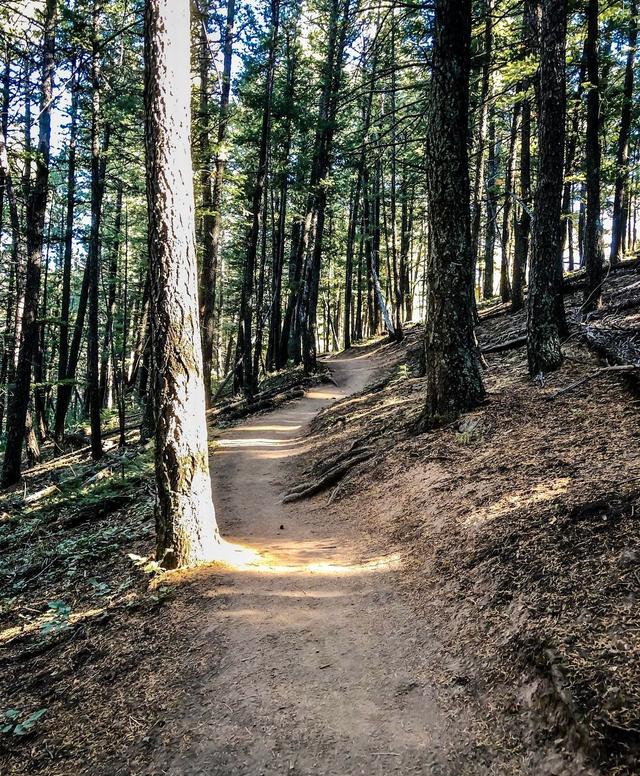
[526, 0, 567, 376]
[144, 0, 221, 568]
[33, 203, 53, 440]
[499, 103, 519, 302]
[0, 54, 21, 435]
[55, 57, 78, 447]
[343, 177, 359, 349]
[344, 41, 376, 348]
[100, 182, 123, 406]
[482, 111, 497, 299]
[299, 0, 352, 373]
[561, 39, 587, 263]
[582, 0, 605, 314]
[419, 0, 485, 429]
[234, 0, 280, 398]
[470, 0, 493, 292]
[86, 0, 104, 460]
[199, 0, 235, 406]
[388, 9, 403, 339]
[610, 0, 637, 264]
[267, 16, 298, 370]
[2, 0, 56, 486]
[54, 127, 111, 443]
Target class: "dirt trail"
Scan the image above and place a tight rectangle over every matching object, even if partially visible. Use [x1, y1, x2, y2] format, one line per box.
[156, 350, 478, 775]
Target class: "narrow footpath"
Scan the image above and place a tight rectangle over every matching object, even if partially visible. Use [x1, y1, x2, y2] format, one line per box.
[152, 351, 483, 775]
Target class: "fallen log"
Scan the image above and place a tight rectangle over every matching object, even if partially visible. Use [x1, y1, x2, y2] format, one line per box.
[225, 388, 305, 420]
[474, 258, 640, 325]
[481, 334, 527, 354]
[562, 256, 640, 294]
[282, 451, 372, 503]
[582, 324, 640, 367]
[586, 295, 640, 321]
[478, 302, 512, 321]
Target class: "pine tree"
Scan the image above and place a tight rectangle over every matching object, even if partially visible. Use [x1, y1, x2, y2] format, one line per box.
[144, 0, 221, 567]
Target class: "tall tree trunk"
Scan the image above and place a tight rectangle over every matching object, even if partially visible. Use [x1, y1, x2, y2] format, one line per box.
[470, 0, 493, 291]
[54, 129, 111, 443]
[144, 0, 221, 568]
[561, 39, 587, 262]
[299, 0, 352, 373]
[86, 0, 104, 460]
[363, 164, 376, 335]
[0, 54, 21, 434]
[567, 186, 575, 271]
[118, 204, 129, 448]
[267, 17, 298, 370]
[200, 0, 236, 405]
[482, 111, 497, 299]
[354, 220, 364, 341]
[419, 0, 484, 430]
[344, 40, 377, 348]
[578, 180, 586, 266]
[583, 0, 604, 313]
[33, 203, 53, 440]
[527, 0, 566, 376]
[252, 186, 269, 383]
[388, 9, 403, 339]
[400, 167, 414, 320]
[278, 217, 303, 368]
[610, 0, 637, 264]
[2, 0, 56, 486]
[100, 182, 123, 406]
[234, 0, 280, 398]
[499, 103, 519, 302]
[55, 57, 78, 448]
[343, 176, 359, 349]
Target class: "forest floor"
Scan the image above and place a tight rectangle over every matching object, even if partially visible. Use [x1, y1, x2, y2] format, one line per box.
[2, 268, 640, 775]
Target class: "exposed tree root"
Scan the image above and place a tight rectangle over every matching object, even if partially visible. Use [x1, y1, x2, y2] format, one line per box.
[282, 451, 372, 503]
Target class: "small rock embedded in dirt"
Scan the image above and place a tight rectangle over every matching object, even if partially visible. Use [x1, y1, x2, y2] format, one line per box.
[279, 524, 284, 530]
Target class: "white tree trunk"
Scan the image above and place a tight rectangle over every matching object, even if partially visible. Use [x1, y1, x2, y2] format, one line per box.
[144, 0, 221, 568]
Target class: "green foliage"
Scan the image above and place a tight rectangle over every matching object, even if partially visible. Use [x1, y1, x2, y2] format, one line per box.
[1, 708, 47, 736]
[40, 600, 72, 635]
[455, 418, 484, 446]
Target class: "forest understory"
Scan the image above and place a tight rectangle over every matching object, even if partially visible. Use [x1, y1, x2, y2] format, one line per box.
[1, 267, 640, 775]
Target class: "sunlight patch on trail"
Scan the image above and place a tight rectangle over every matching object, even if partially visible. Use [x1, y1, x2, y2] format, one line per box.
[216, 438, 300, 449]
[210, 538, 402, 576]
[224, 424, 303, 433]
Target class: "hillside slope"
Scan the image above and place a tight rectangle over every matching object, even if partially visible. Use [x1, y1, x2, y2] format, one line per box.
[1, 268, 640, 775]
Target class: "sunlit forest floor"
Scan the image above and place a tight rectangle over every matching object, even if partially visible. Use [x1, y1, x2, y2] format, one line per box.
[2, 268, 640, 775]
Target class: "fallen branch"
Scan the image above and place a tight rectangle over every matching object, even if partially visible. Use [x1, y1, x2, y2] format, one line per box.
[546, 365, 640, 400]
[282, 451, 372, 503]
[481, 334, 527, 354]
